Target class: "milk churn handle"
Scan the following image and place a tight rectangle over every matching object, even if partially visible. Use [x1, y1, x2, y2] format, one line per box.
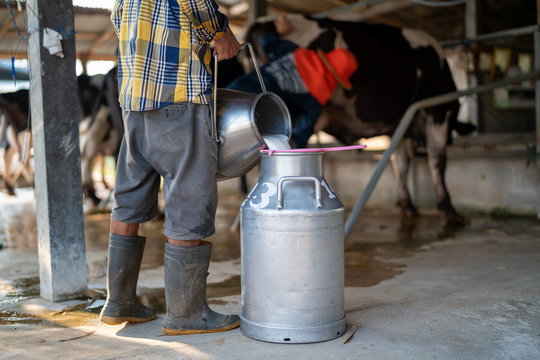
[213, 43, 267, 144]
[277, 176, 323, 210]
[243, 42, 267, 93]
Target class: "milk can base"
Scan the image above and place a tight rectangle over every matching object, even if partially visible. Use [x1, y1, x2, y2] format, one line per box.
[240, 316, 346, 344]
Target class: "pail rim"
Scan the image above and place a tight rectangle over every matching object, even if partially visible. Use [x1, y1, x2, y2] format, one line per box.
[250, 91, 292, 143]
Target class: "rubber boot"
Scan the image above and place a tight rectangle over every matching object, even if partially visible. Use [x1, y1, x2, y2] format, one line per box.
[163, 242, 240, 335]
[99, 233, 157, 325]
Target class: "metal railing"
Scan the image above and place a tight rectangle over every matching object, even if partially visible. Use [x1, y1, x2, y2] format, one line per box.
[345, 70, 540, 239]
[441, 24, 539, 48]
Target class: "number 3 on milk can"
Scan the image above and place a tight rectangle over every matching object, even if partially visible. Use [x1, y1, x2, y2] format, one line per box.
[248, 182, 276, 209]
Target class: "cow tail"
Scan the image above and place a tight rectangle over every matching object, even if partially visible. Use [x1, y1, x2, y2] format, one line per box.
[87, 78, 107, 130]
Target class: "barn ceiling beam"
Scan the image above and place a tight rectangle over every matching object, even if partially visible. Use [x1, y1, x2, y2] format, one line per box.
[0, 52, 27, 59]
[266, 3, 310, 15]
[387, 9, 462, 30]
[314, 0, 412, 20]
[229, 1, 249, 16]
[75, 32, 110, 41]
[0, 10, 22, 42]
[325, 0, 349, 7]
[85, 26, 116, 60]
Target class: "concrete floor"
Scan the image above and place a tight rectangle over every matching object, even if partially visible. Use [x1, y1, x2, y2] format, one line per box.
[1, 188, 539, 359]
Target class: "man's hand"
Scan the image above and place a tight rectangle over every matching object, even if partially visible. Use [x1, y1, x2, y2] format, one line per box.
[214, 26, 240, 61]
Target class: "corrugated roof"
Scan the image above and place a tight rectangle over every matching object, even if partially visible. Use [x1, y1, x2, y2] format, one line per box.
[0, 0, 536, 62]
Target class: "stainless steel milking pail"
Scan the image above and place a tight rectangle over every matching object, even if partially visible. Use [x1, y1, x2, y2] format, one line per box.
[214, 44, 291, 180]
[215, 89, 290, 179]
[240, 150, 346, 343]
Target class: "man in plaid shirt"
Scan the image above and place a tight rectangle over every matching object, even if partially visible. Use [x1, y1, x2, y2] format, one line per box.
[100, 0, 241, 335]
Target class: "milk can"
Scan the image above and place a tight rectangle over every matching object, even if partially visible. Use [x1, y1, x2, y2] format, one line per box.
[240, 150, 346, 343]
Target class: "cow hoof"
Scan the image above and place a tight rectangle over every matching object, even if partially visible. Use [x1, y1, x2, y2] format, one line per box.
[444, 212, 469, 226]
[400, 206, 419, 219]
[5, 184, 16, 196]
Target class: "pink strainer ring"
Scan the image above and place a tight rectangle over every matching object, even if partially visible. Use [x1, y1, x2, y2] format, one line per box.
[259, 144, 367, 155]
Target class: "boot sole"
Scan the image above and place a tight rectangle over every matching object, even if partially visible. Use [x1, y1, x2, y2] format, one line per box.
[162, 320, 240, 335]
[100, 314, 157, 325]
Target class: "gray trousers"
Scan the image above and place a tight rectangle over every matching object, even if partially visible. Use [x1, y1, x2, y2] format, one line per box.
[111, 102, 218, 240]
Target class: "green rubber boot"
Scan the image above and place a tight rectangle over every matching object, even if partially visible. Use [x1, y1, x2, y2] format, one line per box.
[163, 242, 240, 335]
[99, 233, 157, 325]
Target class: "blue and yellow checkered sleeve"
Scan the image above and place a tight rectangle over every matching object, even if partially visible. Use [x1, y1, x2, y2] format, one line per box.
[178, 0, 228, 43]
[111, 0, 124, 38]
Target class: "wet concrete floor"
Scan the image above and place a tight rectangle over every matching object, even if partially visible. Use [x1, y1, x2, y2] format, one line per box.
[1, 188, 539, 359]
[1, 190, 462, 316]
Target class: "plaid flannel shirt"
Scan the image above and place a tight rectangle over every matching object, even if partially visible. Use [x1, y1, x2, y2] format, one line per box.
[111, 0, 228, 111]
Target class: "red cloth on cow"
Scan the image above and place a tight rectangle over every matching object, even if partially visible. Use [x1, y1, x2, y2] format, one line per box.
[294, 48, 358, 105]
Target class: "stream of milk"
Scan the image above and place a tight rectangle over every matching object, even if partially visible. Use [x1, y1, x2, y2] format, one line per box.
[261, 134, 291, 150]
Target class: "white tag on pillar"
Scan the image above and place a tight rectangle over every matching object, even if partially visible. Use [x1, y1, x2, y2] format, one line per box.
[43, 28, 64, 58]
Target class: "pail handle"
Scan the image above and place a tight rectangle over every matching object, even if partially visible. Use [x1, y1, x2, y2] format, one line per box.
[213, 43, 267, 144]
[277, 176, 323, 210]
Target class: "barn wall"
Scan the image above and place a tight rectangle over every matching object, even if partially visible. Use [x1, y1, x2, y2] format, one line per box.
[444, 135, 537, 216]
[219, 135, 537, 217]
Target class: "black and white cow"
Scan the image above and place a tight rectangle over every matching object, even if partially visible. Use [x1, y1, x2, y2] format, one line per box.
[78, 67, 124, 205]
[0, 71, 123, 202]
[245, 14, 475, 224]
[0, 89, 33, 195]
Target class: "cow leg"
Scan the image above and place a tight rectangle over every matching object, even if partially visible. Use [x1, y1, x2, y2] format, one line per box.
[11, 130, 34, 188]
[19, 130, 34, 186]
[391, 138, 418, 218]
[93, 153, 108, 191]
[425, 110, 467, 225]
[80, 106, 111, 205]
[80, 120, 99, 204]
[2, 148, 15, 195]
[3, 126, 20, 196]
[313, 111, 330, 134]
[0, 116, 9, 194]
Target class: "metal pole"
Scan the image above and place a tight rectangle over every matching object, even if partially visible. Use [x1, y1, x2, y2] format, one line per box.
[248, 0, 266, 23]
[465, 0, 479, 131]
[442, 24, 540, 48]
[535, 28, 540, 221]
[344, 71, 540, 239]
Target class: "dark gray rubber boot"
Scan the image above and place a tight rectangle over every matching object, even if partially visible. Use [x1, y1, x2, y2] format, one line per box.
[99, 233, 157, 325]
[163, 242, 240, 335]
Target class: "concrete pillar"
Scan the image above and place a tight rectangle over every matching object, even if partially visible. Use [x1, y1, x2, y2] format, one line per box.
[26, 0, 87, 301]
